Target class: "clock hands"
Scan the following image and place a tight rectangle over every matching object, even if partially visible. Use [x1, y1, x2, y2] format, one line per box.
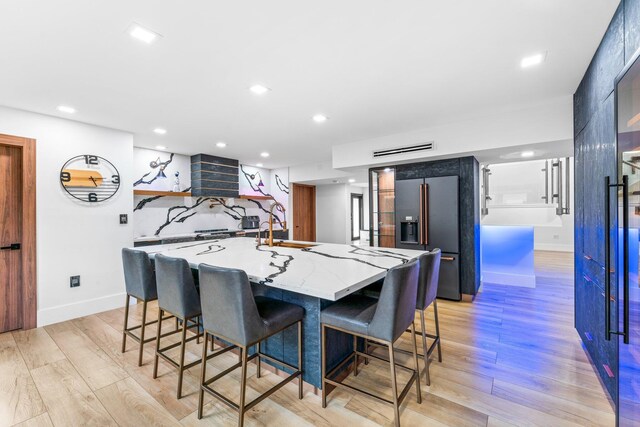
[90, 176, 98, 187]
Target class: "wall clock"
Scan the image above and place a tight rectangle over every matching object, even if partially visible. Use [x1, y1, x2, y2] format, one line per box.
[60, 155, 120, 203]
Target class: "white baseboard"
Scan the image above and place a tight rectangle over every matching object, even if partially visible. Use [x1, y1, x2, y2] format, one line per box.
[37, 292, 133, 327]
[482, 270, 536, 288]
[534, 243, 574, 252]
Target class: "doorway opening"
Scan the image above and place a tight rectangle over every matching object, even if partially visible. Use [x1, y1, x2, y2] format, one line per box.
[0, 133, 37, 332]
[480, 157, 573, 288]
[351, 193, 363, 241]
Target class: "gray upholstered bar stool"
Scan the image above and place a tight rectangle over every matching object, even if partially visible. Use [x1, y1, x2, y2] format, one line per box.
[121, 248, 174, 366]
[197, 264, 304, 427]
[153, 254, 204, 399]
[365, 250, 443, 385]
[321, 259, 422, 427]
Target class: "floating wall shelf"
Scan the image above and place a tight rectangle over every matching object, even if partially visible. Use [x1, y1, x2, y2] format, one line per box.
[133, 190, 192, 197]
[238, 194, 273, 200]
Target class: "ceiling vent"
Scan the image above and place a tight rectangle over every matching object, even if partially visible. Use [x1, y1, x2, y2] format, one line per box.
[372, 142, 434, 158]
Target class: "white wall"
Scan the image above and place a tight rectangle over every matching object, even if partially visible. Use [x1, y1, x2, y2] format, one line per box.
[331, 96, 572, 169]
[0, 106, 134, 326]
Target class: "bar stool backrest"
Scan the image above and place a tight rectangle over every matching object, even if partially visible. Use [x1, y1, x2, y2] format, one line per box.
[155, 254, 201, 319]
[122, 248, 157, 301]
[416, 249, 442, 311]
[198, 263, 264, 346]
[368, 258, 419, 342]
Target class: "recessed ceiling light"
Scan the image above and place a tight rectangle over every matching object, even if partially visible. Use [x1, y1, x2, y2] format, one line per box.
[57, 105, 76, 114]
[256, 163, 264, 167]
[520, 52, 546, 68]
[521, 151, 535, 157]
[348, 178, 356, 183]
[250, 85, 270, 95]
[260, 152, 270, 158]
[383, 167, 391, 172]
[155, 145, 167, 150]
[129, 23, 160, 44]
[216, 142, 227, 148]
[153, 128, 167, 135]
[313, 114, 328, 123]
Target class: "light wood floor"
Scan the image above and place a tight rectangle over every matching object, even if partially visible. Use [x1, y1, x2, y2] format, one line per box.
[0, 251, 615, 426]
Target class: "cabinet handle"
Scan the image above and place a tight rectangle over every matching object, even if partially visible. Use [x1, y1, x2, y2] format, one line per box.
[604, 176, 611, 341]
[622, 175, 630, 344]
[564, 157, 570, 214]
[441, 256, 455, 261]
[605, 175, 629, 343]
[541, 160, 549, 203]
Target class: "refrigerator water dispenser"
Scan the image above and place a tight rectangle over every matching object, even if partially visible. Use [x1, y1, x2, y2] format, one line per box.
[400, 220, 419, 244]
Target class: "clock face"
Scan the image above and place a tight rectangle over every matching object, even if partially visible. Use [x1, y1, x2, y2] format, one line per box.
[60, 155, 120, 203]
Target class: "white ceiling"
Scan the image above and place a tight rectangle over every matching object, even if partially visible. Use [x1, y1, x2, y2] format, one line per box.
[0, 0, 619, 168]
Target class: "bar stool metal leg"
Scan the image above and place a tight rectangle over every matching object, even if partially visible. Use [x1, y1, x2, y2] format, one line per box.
[138, 300, 148, 367]
[177, 318, 188, 399]
[410, 322, 422, 403]
[353, 335, 359, 377]
[434, 300, 442, 362]
[198, 332, 208, 419]
[419, 310, 430, 385]
[238, 346, 248, 427]
[153, 308, 163, 379]
[121, 294, 130, 353]
[388, 342, 400, 427]
[321, 324, 327, 408]
[256, 341, 262, 378]
[298, 321, 303, 399]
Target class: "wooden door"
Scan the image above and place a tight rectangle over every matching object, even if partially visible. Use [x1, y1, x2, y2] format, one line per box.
[292, 183, 316, 242]
[0, 145, 23, 332]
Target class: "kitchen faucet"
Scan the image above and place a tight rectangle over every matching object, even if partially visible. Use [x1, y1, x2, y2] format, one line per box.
[257, 201, 288, 247]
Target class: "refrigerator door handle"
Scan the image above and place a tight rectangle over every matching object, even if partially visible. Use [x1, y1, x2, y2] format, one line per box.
[423, 183, 429, 246]
[419, 184, 424, 245]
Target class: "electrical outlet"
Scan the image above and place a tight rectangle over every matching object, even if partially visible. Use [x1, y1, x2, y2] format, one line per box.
[120, 214, 128, 225]
[553, 234, 560, 240]
[70, 275, 80, 288]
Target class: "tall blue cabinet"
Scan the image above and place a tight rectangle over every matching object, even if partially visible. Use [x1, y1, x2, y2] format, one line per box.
[574, 0, 640, 414]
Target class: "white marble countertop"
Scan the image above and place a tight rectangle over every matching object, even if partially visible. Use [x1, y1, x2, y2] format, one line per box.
[135, 237, 426, 300]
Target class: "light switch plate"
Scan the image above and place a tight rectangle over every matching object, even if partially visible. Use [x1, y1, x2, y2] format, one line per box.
[70, 275, 80, 288]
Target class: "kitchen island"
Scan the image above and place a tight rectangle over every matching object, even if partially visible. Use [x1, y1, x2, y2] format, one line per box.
[136, 237, 426, 388]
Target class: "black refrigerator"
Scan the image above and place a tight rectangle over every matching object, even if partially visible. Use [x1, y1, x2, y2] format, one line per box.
[395, 176, 461, 300]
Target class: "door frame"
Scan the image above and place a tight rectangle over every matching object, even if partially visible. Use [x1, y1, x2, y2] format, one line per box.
[0, 134, 37, 330]
[292, 183, 316, 242]
[350, 193, 363, 241]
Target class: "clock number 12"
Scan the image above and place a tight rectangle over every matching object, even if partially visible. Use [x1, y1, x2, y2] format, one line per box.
[84, 155, 99, 165]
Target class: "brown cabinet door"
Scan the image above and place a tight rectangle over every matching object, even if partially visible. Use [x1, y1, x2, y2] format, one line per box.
[0, 145, 23, 332]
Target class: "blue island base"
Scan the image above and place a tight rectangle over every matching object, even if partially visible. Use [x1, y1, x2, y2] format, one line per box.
[249, 281, 357, 389]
